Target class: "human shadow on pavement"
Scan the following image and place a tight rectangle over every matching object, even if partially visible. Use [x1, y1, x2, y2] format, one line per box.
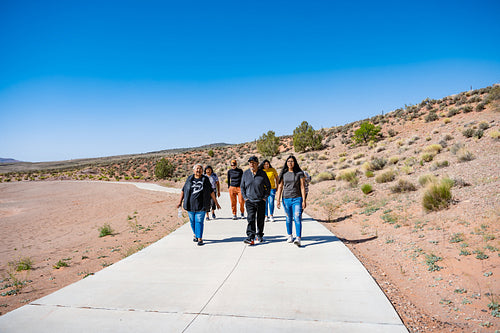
[299, 235, 340, 247]
[309, 214, 353, 223]
[336, 235, 378, 244]
[203, 235, 287, 245]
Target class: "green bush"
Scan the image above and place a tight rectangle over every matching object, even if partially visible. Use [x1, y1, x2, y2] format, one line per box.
[353, 122, 382, 145]
[98, 223, 114, 237]
[11, 257, 34, 271]
[292, 121, 323, 152]
[425, 111, 438, 122]
[154, 158, 175, 179]
[256, 130, 280, 157]
[462, 128, 475, 138]
[361, 184, 373, 195]
[422, 179, 453, 212]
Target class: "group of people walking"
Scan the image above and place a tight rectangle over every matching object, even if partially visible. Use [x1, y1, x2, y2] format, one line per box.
[177, 155, 309, 247]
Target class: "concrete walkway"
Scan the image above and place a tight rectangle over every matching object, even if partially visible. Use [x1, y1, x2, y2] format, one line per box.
[0, 182, 407, 332]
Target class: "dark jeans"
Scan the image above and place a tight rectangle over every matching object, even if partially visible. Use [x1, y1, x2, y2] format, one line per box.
[245, 200, 266, 239]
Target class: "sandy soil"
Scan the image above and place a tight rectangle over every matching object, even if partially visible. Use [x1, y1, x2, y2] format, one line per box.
[0, 181, 182, 316]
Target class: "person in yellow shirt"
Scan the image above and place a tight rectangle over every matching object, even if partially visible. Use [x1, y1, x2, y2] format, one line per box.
[259, 159, 279, 222]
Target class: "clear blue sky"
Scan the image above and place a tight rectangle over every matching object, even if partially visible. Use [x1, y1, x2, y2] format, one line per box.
[1, 0, 499, 162]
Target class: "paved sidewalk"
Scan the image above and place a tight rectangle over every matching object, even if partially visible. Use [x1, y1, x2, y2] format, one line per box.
[0, 183, 407, 332]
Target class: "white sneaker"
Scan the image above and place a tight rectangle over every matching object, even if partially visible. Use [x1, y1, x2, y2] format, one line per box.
[270, 216, 275, 222]
[265, 216, 269, 222]
[287, 235, 293, 243]
[294, 237, 301, 247]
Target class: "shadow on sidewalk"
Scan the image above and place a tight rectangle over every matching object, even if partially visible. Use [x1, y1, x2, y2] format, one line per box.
[300, 235, 340, 247]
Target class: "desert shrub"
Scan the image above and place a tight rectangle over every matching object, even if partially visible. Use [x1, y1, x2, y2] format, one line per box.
[422, 179, 453, 212]
[443, 118, 451, 124]
[478, 121, 490, 130]
[155, 158, 175, 179]
[361, 184, 373, 195]
[473, 129, 484, 139]
[363, 157, 387, 172]
[447, 108, 459, 117]
[208, 149, 214, 157]
[10, 257, 34, 271]
[388, 156, 399, 164]
[53, 259, 70, 269]
[420, 153, 435, 163]
[98, 223, 114, 237]
[457, 148, 475, 162]
[365, 170, 374, 178]
[462, 128, 475, 138]
[293, 121, 323, 152]
[353, 153, 365, 160]
[337, 168, 359, 187]
[419, 174, 437, 187]
[318, 154, 328, 160]
[400, 165, 412, 175]
[461, 105, 473, 113]
[257, 130, 280, 157]
[391, 179, 417, 193]
[424, 144, 443, 154]
[490, 130, 500, 140]
[430, 160, 449, 171]
[450, 142, 464, 154]
[375, 170, 396, 183]
[425, 111, 439, 122]
[387, 128, 398, 137]
[312, 172, 335, 184]
[353, 122, 382, 145]
[476, 103, 486, 112]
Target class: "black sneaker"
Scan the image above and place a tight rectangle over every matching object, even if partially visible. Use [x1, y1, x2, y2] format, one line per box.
[193, 235, 198, 242]
[257, 236, 263, 243]
[212, 213, 216, 219]
[197, 239, 204, 246]
[243, 238, 254, 245]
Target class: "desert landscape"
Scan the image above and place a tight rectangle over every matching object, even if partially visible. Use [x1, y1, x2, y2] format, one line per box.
[1, 85, 499, 332]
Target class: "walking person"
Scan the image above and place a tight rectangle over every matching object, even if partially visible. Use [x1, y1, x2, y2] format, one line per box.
[177, 164, 221, 246]
[303, 170, 311, 200]
[227, 159, 245, 220]
[204, 165, 220, 220]
[259, 159, 279, 222]
[276, 155, 307, 247]
[241, 156, 271, 245]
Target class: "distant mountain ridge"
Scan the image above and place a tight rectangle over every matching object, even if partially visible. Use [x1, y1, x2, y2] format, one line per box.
[0, 158, 22, 164]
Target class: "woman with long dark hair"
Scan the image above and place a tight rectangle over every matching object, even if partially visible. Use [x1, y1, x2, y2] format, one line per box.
[259, 159, 279, 222]
[276, 155, 306, 247]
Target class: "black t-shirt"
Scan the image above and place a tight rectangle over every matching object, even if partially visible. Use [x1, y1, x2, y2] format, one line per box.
[189, 176, 206, 212]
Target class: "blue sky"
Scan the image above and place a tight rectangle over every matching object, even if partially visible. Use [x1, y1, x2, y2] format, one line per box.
[1, 0, 499, 162]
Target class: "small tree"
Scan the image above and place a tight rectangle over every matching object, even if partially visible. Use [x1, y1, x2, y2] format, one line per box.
[154, 158, 175, 179]
[353, 122, 382, 145]
[292, 121, 323, 153]
[257, 130, 280, 157]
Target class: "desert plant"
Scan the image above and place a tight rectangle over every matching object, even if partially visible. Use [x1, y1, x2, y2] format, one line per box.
[424, 144, 443, 154]
[388, 156, 399, 165]
[391, 179, 417, 193]
[312, 172, 335, 183]
[375, 170, 396, 183]
[292, 121, 323, 152]
[425, 110, 438, 122]
[10, 257, 34, 271]
[490, 131, 500, 140]
[420, 153, 435, 163]
[478, 121, 490, 130]
[422, 179, 453, 212]
[53, 259, 70, 269]
[256, 130, 280, 157]
[98, 223, 114, 237]
[425, 253, 443, 271]
[337, 168, 359, 187]
[361, 184, 373, 195]
[208, 149, 214, 157]
[430, 160, 449, 171]
[457, 148, 475, 162]
[353, 122, 382, 144]
[462, 128, 475, 138]
[450, 233, 464, 243]
[154, 158, 175, 179]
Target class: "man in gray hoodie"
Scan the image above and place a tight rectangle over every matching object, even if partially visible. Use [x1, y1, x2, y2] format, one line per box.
[241, 156, 271, 245]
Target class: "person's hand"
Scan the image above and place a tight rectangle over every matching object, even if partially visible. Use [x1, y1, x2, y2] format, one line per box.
[302, 201, 307, 210]
[277, 201, 281, 209]
[176, 203, 181, 209]
[216, 202, 221, 210]
[217, 192, 221, 198]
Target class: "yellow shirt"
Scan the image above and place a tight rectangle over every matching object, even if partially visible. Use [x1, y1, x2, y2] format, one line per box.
[264, 167, 279, 189]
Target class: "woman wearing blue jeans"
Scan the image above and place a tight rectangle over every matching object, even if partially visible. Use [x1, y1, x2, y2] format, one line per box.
[177, 164, 220, 246]
[276, 155, 306, 247]
[259, 159, 279, 222]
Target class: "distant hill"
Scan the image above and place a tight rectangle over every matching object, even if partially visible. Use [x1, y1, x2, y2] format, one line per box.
[0, 158, 22, 164]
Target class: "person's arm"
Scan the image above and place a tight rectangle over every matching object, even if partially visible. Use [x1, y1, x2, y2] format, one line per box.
[276, 180, 283, 209]
[216, 180, 220, 197]
[227, 170, 231, 189]
[211, 191, 221, 209]
[177, 190, 184, 209]
[240, 172, 247, 201]
[263, 173, 271, 201]
[300, 177, 307, 209]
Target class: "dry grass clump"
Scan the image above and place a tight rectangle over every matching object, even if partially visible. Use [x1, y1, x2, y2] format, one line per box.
[337, 168, 359, 187]
[424, 144, 443, 154]
[375, 170, 396, 183]
[422, 178, 453, 212]
[363, 157, 387, 171]
[388, 156, 399, 164]
[456, 148, 475, 162]
[489, 130, 500, 140]
[419, 174, 437, 187]
[312, 171, 335, 184]
[390, 179, 417, 193]
[420, 152, 435, 163]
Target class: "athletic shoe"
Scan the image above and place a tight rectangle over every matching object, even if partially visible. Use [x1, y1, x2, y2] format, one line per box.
[232, 215, 238, 220]
[287, 235, 293, 243]
[206, 216, 210, 221]
[257, 236, 263, 243]
[265, 216, 269, 222]
[244, 238, 254, 245]
[241, 213, 245, 219]
[193, 235, 198, 242]
[212, 213, 216, 219]
[270, 216, 275, 222]
[294, 237, 301, 247]
[197, 239, 204, 246]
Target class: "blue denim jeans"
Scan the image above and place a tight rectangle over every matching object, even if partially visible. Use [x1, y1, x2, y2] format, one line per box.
[282, 197, 303, 237]
[265, 189, 277, 216]
[188, 211, 205, 239]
